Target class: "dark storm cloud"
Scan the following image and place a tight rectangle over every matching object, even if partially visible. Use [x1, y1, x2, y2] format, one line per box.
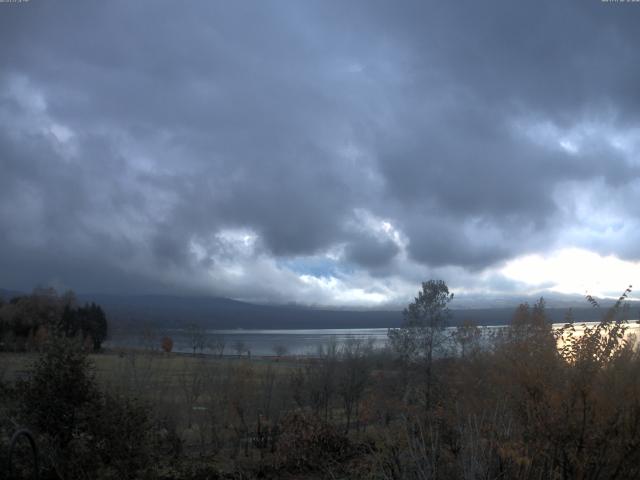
[344, 233, 400, 269]
[1, 0, 640, 302]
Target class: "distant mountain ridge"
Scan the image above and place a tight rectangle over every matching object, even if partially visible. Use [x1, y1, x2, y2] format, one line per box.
[0, 288, 24, 301]
[78, 293, 402, 330]
[77, 293, 638, 330]
[2, 288, 637, 330]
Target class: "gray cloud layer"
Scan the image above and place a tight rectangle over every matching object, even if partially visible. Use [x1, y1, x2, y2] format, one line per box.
[1, 0, 640, 304]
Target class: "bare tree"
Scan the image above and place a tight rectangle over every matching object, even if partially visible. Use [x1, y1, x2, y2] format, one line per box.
[273, 344, 288, 359]
[305, 337, 339, 421]
[209, 334, 226, 357]
[338, 338, 373, 433]
[224, 363, 255, 458]
[202, 362, 226, 455]
[452, 320, 482, 358]
[178, 358, 205, 428]
[186, 323, 206, 356]
[233, 340, 246, 358]
[140, 322, 158, 352]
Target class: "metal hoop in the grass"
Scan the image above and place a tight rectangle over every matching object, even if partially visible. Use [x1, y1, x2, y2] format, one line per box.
[8, 428, 39, 480]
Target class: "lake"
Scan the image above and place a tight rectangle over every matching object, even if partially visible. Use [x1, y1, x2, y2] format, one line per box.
[106, 321, 640, 356]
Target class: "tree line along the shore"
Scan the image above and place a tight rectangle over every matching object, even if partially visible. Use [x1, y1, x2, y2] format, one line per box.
[0, 287, 107, 352]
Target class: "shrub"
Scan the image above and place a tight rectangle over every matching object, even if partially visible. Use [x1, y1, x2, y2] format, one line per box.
[17, 336, 156, 479]
[273, 412, 352, 473]
[161, 336, 174, 353]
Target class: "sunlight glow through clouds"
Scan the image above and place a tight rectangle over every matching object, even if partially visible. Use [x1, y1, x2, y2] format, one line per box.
[501, 248, 639, 297]
[351, 209, 406, 249]
[298, 274, 390, 305]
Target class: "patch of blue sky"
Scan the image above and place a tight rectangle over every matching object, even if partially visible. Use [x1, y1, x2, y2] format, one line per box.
[279, 257, 353, 278]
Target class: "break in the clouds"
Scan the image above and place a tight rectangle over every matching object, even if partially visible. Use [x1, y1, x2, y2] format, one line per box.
[1, 0, 640, 306]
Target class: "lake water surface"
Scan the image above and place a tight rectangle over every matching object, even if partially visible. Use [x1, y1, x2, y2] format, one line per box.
[106, 321, 640, 356]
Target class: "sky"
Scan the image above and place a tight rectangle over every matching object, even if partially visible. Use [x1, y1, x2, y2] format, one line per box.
[1, 0, 640, 308]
